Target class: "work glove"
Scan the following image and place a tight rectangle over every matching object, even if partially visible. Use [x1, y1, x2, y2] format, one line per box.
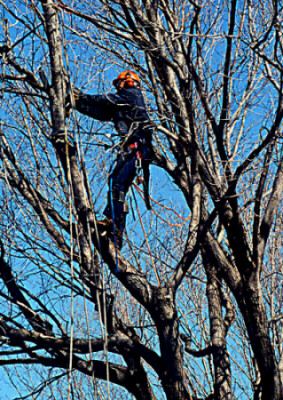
[65, 91, 80, 118]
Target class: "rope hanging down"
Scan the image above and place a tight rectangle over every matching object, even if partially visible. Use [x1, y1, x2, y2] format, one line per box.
[53, 0, 82, 16]
[131, 187, 161, 287]
[57, 7, 111, 398]
[133, 183, 190, 227]
[109, 175, 121, 273]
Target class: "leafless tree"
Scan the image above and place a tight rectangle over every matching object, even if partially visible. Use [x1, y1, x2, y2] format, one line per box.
[0, 1, 283, 399]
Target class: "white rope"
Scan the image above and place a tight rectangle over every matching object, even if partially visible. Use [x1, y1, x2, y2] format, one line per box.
[58, 7, 111, 398]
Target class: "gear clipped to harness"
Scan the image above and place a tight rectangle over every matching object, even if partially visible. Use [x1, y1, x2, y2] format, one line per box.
[129, 142, 151, 210]
[128, 142, 143, 185]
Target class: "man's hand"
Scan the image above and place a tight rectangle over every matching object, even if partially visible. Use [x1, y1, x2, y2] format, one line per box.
[65, 92, 79, 118]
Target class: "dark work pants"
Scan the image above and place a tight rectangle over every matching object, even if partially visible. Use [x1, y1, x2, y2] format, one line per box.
[103, 148, 137, 231]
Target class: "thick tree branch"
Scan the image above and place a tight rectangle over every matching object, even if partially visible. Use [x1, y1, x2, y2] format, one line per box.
[0, 251, 52, 334]
[257, 155, 283, 267]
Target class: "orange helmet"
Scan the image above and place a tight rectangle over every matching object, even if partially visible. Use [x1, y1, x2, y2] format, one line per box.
[113, 71, 140, 88]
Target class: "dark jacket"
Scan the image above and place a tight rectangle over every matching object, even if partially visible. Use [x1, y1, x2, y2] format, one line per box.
[75, 88, 152, 148]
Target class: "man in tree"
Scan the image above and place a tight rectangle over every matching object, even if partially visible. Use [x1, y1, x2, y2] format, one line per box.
[68, 71, 153, 249]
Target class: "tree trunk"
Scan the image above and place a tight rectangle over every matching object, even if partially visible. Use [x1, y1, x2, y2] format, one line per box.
[152, 287, 191, 400]
[242, 275, 283, 400]
[204, 250, 232, 400]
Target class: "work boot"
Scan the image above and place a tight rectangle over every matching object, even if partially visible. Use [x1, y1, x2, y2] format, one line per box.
[94, 217, 113, 236]
[94, 218, 123, 250]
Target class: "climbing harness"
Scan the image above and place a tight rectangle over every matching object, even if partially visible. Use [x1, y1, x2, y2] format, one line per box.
[129, 142, 143, 181]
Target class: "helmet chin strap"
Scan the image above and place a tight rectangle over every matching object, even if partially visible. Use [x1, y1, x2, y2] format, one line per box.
[116, 79, 139, 90]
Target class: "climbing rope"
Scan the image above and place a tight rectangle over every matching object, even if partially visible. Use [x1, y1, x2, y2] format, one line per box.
[109, 176, 120, 273]
[54, 11, 76, 398]
[133, 183, 190, 227]
[66, 137, 75, 400]
[57, 6, 111, 399]
[131, 187, 161, 287]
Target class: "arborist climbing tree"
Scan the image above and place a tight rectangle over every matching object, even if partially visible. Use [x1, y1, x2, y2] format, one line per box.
[66, 71, 153, 249]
